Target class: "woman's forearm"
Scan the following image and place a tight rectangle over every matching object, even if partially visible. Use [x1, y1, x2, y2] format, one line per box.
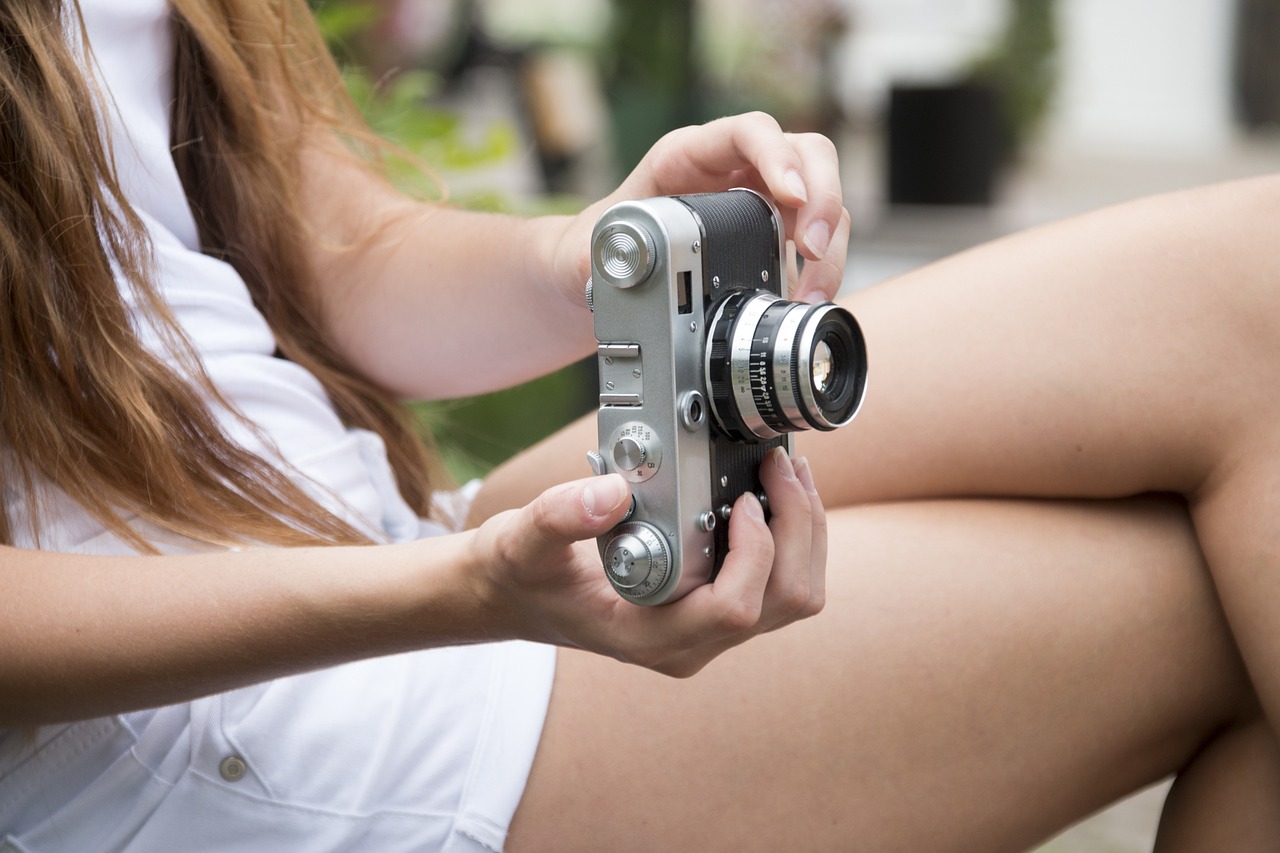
[302, 114, 854, 401]
[302, 144, 595, 399]
[321, 204, 593, 399]
[0, 537, 489, 726]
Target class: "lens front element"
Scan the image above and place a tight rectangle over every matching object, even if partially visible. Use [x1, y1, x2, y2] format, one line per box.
[706, 292, 867, 441]
[812, 340, 834, 394]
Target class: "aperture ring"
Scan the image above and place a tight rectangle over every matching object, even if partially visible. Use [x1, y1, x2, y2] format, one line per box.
[726, 292, 783, 440]
[770, 305, 809, 430]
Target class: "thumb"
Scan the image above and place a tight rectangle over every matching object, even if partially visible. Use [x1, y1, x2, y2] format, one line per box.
[506, 474, 632, 564]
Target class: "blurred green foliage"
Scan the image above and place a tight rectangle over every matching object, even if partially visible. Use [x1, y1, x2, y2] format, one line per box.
[603, 0, 700, 173]
[313, 0, 594, 484]
[968, 0, 1059, 153]
[314, 1, 517, 202]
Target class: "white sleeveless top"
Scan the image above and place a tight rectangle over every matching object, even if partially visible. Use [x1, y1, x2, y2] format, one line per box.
[7, 0, 439, 551]
[0, 7, 554, 851]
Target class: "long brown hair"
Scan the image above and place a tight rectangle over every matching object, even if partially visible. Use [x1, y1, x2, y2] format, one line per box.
[0, 0, 440, 551]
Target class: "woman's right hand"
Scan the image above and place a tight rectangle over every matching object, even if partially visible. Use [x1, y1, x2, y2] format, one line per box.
[464, 448, 827, 677]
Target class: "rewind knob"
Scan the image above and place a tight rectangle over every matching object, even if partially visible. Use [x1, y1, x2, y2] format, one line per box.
[592, 221, 656, 289]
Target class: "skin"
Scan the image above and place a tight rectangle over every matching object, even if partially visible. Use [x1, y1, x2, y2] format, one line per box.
[464, 171, 1280, 848]
[0, 114, 850, 721]
[507, 498, 1262, 852]
[8, 109, 1280, 847]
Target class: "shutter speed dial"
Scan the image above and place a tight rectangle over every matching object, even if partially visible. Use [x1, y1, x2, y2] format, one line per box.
[613, 437, 646, 471]
[608, 421, 662, 483]
[602, 521, 671, 599]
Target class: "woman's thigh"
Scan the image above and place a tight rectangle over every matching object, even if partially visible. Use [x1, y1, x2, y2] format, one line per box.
[507, 497, 1249, 853]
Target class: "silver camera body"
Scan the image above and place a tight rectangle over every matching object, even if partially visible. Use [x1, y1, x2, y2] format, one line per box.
[587, 190, 866, 605]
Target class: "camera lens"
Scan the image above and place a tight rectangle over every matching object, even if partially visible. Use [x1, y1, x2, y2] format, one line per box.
[706, 292, 867, 441]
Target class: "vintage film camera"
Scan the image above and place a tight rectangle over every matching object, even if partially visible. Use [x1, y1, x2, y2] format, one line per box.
[586, 189, 868, 605]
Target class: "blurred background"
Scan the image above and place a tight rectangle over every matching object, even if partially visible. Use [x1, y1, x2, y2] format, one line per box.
[312, 1, 1280, 848]
[315, 0, 1280, 481]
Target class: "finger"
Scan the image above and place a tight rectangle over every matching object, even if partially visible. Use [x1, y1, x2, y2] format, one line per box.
[638, 488, 776, 650]
[793, 206, 851, 305]
[792, 455, 828, 615]
[655, 453, 830, 674]
[613, 451, 830, 677]
[637, 113, 808, 207]
[496, 475, 632, 569]
[755, 447, 817, 628]
[785, 132, 844, 266]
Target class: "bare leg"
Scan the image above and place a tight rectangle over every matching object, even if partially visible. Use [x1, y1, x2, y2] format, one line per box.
[803, 176, 1280, 507]
[1157, 715, 1280, 851]
[506, 497, 1256, 851]
[803, 176, 1280, 753]
[473, 176, 1280, 845]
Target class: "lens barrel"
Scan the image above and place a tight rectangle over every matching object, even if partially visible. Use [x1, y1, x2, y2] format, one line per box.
[706, 291, 867, 441]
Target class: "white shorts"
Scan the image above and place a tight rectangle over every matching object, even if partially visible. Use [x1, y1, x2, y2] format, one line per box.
[1, 449, 558, 852]
[1, 641, 555, 852]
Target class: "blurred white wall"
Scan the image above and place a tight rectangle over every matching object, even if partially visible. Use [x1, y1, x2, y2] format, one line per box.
[840, 0, 1239, 157]
[1049, 0, 1236, 156]
[840, 0, 1006, 113]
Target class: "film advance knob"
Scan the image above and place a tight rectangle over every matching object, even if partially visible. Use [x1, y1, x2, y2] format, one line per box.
[602, 522, 669, 591]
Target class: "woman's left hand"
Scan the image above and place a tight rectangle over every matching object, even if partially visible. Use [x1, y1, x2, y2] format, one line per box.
[551, 111, 850, 309]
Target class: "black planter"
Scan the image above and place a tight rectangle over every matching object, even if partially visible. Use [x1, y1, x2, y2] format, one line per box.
[1235, 0, 1280, 129]
[886, 82, 1008, 206]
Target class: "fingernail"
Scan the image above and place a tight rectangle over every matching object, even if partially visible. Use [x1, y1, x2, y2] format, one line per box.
[784, 170, 808, 204]
[794, 456, 818, 496]
[583, 476, 626, 518]
[741, 491, 765, 523]
[773, 447, 797, 482]
[794, 288, 826, 305]
[803, 220, 831, 260]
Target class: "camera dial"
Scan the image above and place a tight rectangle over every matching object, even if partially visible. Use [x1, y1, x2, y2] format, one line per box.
[606, 421, 663, 483]
[592, 221, 656, 289]
[602, 521, 671, 600]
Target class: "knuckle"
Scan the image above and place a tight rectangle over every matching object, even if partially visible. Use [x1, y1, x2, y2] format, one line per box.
[804, 590, 827, 618]
[742, 110, 781, 133]
[815, 186, 845, 213]
[779, 580, 811, 616]
[660, 124, 691, 147]
[528, 492, 559, 534]
[807, 132, 838, 158]
[626, 640, 665, 672]
[656, 658, 704, 679]
[648, 126, 690, 164]
[719, 596, 762, 633]
[485, 512, 523, 571]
